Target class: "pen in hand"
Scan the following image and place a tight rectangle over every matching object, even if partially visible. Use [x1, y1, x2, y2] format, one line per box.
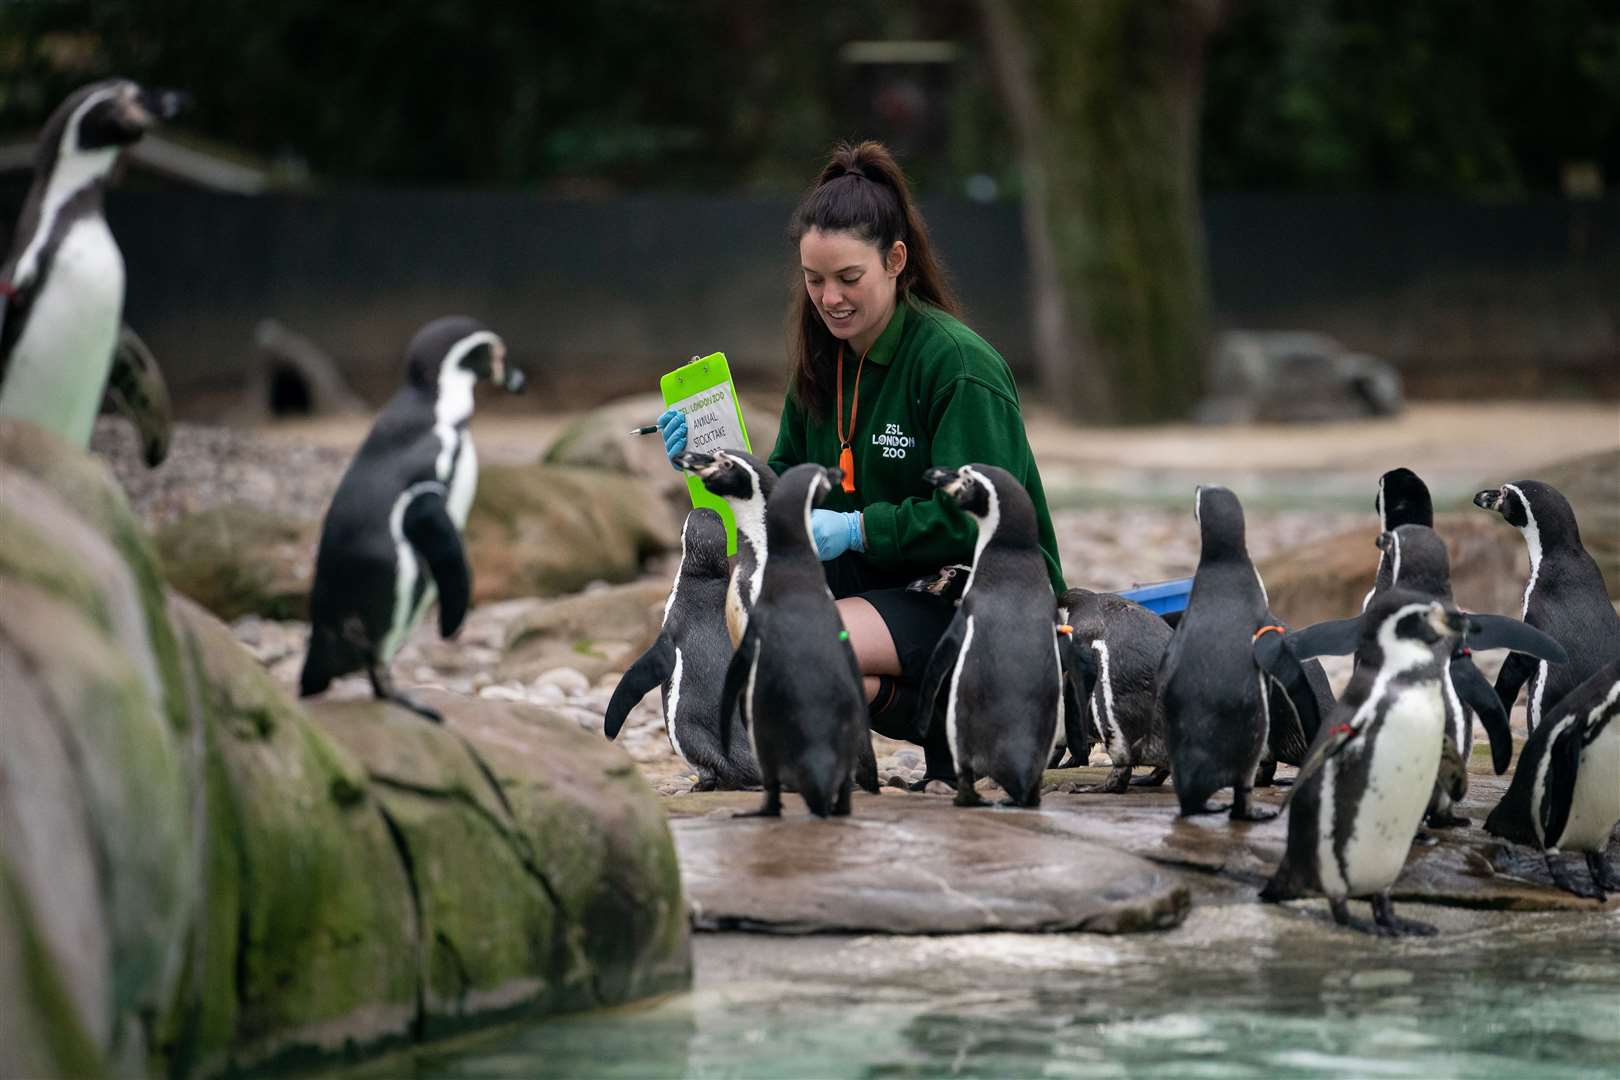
[628, 425, 659, 436]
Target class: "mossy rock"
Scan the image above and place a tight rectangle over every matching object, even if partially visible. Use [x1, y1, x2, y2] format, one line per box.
[464, 463, 678, 601]
[155, 502, 318, 622]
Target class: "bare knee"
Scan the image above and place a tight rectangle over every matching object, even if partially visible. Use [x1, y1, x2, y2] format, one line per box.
[836, 596, 901, 677]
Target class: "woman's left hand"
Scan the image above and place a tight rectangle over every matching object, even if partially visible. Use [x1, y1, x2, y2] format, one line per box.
[811, 510, 865, 560]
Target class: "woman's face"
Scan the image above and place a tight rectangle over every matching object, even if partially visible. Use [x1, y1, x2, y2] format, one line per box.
[800, 227, 906, 354]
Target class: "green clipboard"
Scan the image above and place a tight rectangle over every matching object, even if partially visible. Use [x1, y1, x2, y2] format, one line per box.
[661, 352, 752, 555]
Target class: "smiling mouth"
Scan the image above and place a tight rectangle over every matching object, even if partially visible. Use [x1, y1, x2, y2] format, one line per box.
[825, 307, 855, 323]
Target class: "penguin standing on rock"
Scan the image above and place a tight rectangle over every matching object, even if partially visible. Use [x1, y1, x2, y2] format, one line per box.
[1261, 590, 1471, 936]
[914, 465, 1061, 808]
[1474, 481, 1620, 733]
[0, 79, 186, 457]
[719, 463, 880, 817]
[1056, 587, 1172, 790]
[604, 508, 760, 790]
[1157, 485, 1326, 821]
[299, 317, 525, 721]
[1289, 524, 1568, 825]
[1485, 658, 1620, 900]
[673, 449, 776, 646]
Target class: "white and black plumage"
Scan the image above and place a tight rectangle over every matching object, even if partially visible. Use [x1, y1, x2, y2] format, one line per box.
[1290, 524, 1567, 829]
[1055, 587, 1172, 791]
[299, 316, 525, 721]
[718, 463, 880, 817]
[0, 79, 185, 452]
[1157, 485, 1327, 821]
[673, 448, 776, 647]
[913, 465, 1061, 808]
[1261, 590, 1470, 937]
[1485, 658, 1620, 901]
[1474, 480, 1620, 734]
[604, 508, 760, 790]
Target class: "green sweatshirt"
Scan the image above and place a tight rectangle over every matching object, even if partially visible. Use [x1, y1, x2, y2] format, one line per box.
[769, 298, 1066, 596]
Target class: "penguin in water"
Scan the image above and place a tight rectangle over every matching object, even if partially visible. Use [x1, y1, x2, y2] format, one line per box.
[299, 317, 525, 721]
[672, 448, 776, 646]
[719, 463, 880, 817]
[1055, 587, 1172, 791]
[1474, 481, 1620, 734]
[1485, 658, 1620, 901]
[914, 465, 1062, 808]
[1287, 524, 1567, 826]
[1157, 485, 1327, 821]
[1261, 590, 1472, 936]
[0, 79, 185, 458]
[1364, 467, 1434, 608]
[604, 508, 760, 790]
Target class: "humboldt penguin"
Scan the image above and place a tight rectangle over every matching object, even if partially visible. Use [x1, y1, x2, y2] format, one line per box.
[1365, 467, 1434, 607]
[1485, 658, 1620, 900]
[1057, 587, 1172, 790]
[914, 465, 1061, 808]
[1289, 524, 1567, 824]
[673, 448, 776, 646]
[1474, 481, 1620, 733]
[1261, 590, 1468, 936]
[719, 463, 880, 817]
[0, 79, 185, 458]
[299, 317, 525, 721]
[1157, 485, 1326, 821]
[604, 508, 760, 789]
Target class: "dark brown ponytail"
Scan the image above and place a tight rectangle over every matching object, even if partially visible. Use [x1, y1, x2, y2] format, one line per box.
[786, 141, 960, 420]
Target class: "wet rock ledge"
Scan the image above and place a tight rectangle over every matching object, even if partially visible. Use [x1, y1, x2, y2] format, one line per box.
[0, 421, 689, 1080]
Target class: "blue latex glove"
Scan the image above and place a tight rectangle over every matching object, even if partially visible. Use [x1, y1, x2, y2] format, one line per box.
[811, 509, 865, 561]
[657, 408, 686, 470]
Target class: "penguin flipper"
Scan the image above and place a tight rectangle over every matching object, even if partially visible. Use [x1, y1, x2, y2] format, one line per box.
[718, 611, 763, 751]
[401, 488, 470, 637]
[1254, 632, 1325, 745]
[604, 634, 675, 740]
[1059, 637, 1094, 768]
[1465, 614, 1568, 664]
[105, 326, 173, 468]
[1452, 654, 1513, 774]
[914, 612, 967, 740]
[1540, 719, 1584, 848]
[1282, 716, 1360, 810]
[1493, 651, 1538, 715]
[1283, 616, 1360, 660]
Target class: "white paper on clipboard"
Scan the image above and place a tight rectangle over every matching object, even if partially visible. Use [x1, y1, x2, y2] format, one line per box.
[669, 381, 747, 456]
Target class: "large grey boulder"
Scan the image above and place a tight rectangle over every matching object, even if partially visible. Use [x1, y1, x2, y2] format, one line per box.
[0, 420, 691, 1078]
[1197, 330, 1404, 424]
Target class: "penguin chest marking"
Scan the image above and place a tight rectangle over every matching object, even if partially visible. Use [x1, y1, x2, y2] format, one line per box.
[445, 434, 477, 528]
[1555, 689, 1620, 852]
[1337, 683, 1445, 895]
[943, 614, 977, 767]
[725, 574, 747, 647]
[664, 647, 688, 765]
[1090, 639, 1129, 762]
[1, 216, 124, 443]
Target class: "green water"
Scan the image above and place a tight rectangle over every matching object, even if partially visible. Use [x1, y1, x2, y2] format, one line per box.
[335, 909, 1620, 1079]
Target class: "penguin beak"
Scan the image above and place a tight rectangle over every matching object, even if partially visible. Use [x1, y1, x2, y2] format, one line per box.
[673, 450, 715, 473]
[1472, 488, 1503, 513]
[142, 88, 190, 121]
[824, 466, 844, 490]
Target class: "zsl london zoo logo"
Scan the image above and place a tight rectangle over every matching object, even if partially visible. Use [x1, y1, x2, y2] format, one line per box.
[872, 422, 917, 459]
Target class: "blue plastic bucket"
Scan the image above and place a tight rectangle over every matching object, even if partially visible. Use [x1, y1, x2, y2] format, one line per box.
[1119, 577, 1193, 616]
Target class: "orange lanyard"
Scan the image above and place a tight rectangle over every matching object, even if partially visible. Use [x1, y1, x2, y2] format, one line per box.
[835, 342, 869, 494]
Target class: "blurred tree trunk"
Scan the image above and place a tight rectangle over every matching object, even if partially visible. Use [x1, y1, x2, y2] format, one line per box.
[981, 0, 1223, 423]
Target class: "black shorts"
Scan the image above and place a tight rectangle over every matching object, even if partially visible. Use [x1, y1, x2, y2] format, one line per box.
[822, 554, 956, 686]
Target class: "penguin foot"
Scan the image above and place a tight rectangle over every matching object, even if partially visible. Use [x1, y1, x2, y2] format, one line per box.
[690, 775, 718, 793]
[954, 790, 988, 808]
[832, 781, 853, 817]
[1548, 854, 1606, 900]
[1412, 830, 1440, 847]
[1129, 767, 1171, 788]
[908, 773, 957, 793]
[996, 793, 1040, 809]
[1178, 801, 1231, 817]
[1372, 893, 1437, 938]
[1267, 775, 1296, 788]
[1229, 789, 1277, 822]
[1424, 811, 1471, 829]
[368, 666, 441, 722]
[388, 692, 444, 723]
[1327, 898, 1377, 935]
[735, 787, 782, 818]
[1587, 853, 1620, 894]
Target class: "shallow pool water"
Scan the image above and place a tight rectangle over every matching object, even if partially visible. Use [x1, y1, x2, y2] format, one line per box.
[330, 905, 1620, 1079]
